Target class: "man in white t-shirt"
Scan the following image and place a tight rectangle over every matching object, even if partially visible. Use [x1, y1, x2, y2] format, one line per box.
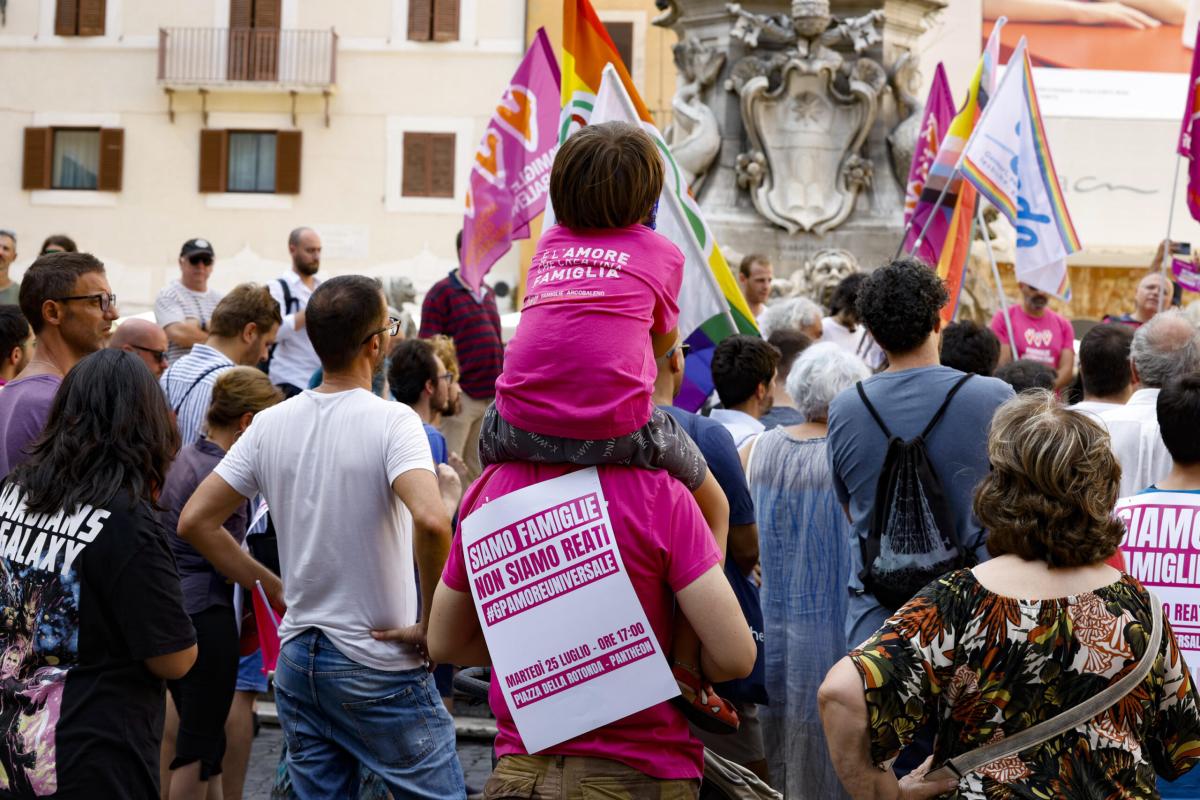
[155, 238, 225, 365]
[1114, 372, 1200, 799]
[178, 275, 466, 798]
[267, 227, 323, 398]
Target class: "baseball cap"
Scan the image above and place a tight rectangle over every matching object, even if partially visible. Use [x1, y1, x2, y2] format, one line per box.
[180, 238, 215, 258]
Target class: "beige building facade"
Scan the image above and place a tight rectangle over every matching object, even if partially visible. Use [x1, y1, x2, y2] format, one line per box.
[0, 0, 527, 314]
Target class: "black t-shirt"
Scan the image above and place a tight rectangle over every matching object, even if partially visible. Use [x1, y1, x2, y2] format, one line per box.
[0, 481, 195, 799]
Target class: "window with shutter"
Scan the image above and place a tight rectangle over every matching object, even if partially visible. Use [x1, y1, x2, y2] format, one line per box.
[407, 0, 433, 42]
[76, 0, 106, 36]
[274, 131, 302, 194]
[54, 0, 78, 35]
[199, 130, 229, 193]
[432, 0, 460, 42]
[402, 133, 431, 197]
[602, 21, 635, 75]
[22, 128, 53, 191]
[428, 134, 456, 197]
[97, 129, 124, 192]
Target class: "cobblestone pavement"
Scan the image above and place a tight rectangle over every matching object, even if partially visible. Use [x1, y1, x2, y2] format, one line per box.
[244, 722, 494, 799]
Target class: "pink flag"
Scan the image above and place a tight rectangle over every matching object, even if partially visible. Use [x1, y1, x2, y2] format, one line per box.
[1180, 23, 1200, 222]
[461, 27, 561, 293]
[903, 63, 957, 264]
[253, 580, 282, 675]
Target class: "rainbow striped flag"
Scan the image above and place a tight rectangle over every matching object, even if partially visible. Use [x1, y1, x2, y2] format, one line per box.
[910, 21, 1004, 323]
[960, 38, 1079, 298]
[558, 0, 756, 411]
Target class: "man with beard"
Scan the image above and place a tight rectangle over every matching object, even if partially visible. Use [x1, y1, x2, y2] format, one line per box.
[0, 252, 118, 473]
[268, 227, 323, 398]
[990, 281, 1075, 391]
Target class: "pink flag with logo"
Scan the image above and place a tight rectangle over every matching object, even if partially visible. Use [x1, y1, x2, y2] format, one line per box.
[461, 27, 561, 293]
[1179, 23, 1200, 222]
[903, 63, 957, 265]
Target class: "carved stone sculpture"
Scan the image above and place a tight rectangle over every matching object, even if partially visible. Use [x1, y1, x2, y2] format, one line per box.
[774, 247, 860, 306]
[667, 38, 726, 192]
[726, 2, 887, 234]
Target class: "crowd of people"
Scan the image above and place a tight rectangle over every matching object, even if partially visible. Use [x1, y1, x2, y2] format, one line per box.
[0, 117, 1199, 800]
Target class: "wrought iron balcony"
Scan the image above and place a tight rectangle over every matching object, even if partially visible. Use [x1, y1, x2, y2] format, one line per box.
[157, 27, 337, 91]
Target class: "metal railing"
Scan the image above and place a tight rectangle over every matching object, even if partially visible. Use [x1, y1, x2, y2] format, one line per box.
[158, 27, 337, 88]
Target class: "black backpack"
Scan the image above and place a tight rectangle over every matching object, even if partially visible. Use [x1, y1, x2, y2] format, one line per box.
[856, 374, 974, 611]
[258, 278, 299, 375]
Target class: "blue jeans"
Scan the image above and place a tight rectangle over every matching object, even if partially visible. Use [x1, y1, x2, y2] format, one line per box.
[273, 628, 465, 799]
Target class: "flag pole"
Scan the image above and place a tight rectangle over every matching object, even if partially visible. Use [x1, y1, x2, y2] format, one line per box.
[1159, 153, 1183, 314]
[977, 204, 1018, 356]
[899, 175, 955, 260]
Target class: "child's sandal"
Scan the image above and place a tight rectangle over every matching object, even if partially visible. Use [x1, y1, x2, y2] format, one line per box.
[669, 662, 740, 734]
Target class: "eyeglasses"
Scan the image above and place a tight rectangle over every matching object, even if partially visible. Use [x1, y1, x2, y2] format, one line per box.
[130, 344, 168, 363]
[361, 317, 401, 345]
[188, 254, 214, 267]
[665, 342, 692, 360]
[439, 372, 454, 383]
[54, 292, 117, 313]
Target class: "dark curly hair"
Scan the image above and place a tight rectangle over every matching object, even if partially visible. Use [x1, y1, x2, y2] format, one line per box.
[995, 359, 1055, 394]
[857, 257, 948, 355]
[12, 349, 181, 514]
[940, 320, 1000, 376]
[828, 272, 867, 319]
[975, 392, 1123, 568]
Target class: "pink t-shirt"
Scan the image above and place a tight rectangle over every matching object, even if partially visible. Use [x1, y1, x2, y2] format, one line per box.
[989, 305, 1074, 367]
[495, 224, 683, 440]
[442, 462, 721, 780]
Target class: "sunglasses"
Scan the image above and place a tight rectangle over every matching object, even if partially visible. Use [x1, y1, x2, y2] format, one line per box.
[130, 344, 168, 363]
[188, 254, 214, 266]
[54, 292, 117, 313]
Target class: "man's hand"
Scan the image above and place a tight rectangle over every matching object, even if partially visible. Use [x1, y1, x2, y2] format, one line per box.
[261, 575, 285, 614]
[448, 451, 470, 488]
[438, 462, 463, 516]
[1073, 1, 1158, 28]
[370, 623, 433, 670]
[898, 757, 960, 800]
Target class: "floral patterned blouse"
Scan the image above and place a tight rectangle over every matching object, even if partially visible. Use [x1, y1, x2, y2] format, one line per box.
[849, 569, 1200, 799]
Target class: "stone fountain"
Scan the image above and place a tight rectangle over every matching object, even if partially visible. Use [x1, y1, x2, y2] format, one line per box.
[656, 0, 948, 290]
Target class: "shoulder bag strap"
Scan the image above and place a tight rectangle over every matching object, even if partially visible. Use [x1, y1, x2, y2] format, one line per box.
[855, 381, 892, 439]
[920, 374, 973, 440]
[172, 364, 228, 414]
[927, 589, 1163, 782]
[277, 278, 297, 315]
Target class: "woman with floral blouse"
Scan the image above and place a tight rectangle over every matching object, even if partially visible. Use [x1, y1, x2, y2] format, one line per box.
[818, 392, 1200, 800]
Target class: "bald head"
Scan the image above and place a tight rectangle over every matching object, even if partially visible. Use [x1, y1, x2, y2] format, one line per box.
[110, 319, 170, 377]
[1131, 309, 1200, 389]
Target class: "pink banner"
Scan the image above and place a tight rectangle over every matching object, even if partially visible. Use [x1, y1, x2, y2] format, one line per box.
[461, 27, 561, 293]
[1181, 24, 1200, 223]
[903, 63, 957, 265]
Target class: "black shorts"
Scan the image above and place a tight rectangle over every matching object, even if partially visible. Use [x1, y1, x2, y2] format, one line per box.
[167, 605, 239, 779]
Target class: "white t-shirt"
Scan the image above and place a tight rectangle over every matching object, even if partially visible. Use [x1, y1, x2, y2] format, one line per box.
[267, 273, 322, 389]
[822, 316, 885, 369]
[215, 388, 434, 671]
[1097, 389, 1171, 498]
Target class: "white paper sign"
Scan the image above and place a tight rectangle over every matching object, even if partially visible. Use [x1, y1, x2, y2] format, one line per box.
[461, 467, 677, 753]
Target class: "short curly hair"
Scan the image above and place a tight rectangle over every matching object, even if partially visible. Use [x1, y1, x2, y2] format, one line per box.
[975, 392, 1124, 568]
[940, 320, 1000, 376]
[857, 257, 948, 355]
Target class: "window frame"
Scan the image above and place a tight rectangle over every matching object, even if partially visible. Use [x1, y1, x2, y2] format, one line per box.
[225, 129, 279, 194]
[49, 126, 102, 191]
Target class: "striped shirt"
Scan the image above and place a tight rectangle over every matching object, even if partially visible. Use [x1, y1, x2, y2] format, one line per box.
[155, 279, 224, 365]
[160, 344, 236, 446]
[418, 270, 503, 399]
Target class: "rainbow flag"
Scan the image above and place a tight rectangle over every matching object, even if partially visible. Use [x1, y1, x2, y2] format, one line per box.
[558, 0, 756, 411]
[960, 39, 1078, 298]
[910, 20, 1004, 323]
[903, 63, 956, 262]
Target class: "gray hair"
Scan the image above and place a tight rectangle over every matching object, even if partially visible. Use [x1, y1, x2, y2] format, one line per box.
[1130, 309, 1200, 388]
[786, 341, 870, 423]
[759, 296, 823, 338]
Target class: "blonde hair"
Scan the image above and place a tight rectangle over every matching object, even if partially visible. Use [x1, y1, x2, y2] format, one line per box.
[206, 367, 283, 430]
[429, 334, 459, 380]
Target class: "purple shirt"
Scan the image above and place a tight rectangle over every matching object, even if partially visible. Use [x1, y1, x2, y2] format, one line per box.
[0, 374, 61, 475]
[159, 438, 250, 614]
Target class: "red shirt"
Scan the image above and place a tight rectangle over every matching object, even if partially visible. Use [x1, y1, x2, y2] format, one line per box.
[419, 271, 504, 399]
